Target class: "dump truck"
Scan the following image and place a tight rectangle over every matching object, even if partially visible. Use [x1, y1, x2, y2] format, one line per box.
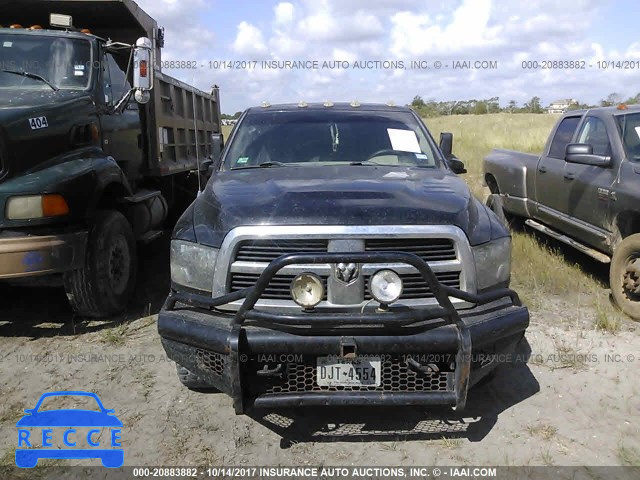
[0, 0, 222, 317]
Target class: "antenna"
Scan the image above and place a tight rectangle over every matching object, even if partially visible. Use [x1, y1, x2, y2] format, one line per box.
[191, 80, 202, 196]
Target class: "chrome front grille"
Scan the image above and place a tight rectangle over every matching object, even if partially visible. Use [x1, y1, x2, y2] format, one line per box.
[365, 238, 457, 262]
[231, 273, 329, 300]
[213, 225, 476, 311]
[235, 239, 328, 262]
[364, 272, 461, 300]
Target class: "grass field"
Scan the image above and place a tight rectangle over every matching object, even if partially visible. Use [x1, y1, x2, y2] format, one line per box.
[428, 113, 626, 328]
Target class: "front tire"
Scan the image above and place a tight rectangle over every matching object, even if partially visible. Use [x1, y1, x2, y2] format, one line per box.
[64, 210, 137, 318]
[610, 234, 640, 321]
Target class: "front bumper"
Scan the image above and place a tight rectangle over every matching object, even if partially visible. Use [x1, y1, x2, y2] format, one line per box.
[0, 230, 87, 279]
[158, 252, 529, 414]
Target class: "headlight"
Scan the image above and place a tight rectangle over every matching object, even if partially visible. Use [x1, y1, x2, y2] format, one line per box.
[290, 273, 324, 309]
[369, 269, 403, 305]
[472, 236, 511, 291]
[170, 240, 218, 293]
[6, 194, 69, 220]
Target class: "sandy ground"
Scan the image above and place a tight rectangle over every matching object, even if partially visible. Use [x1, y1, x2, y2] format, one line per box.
[0, 236, 639, 471]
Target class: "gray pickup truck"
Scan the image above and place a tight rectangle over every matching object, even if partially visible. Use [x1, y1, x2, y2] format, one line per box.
[484, 105, 640, 319]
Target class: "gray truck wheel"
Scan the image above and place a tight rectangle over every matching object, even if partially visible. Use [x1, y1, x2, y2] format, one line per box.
[610, 234, 640, 321]
[176, 365, 219, 392]
[486, 194, 508, 224]
[64, 210, 137, 318]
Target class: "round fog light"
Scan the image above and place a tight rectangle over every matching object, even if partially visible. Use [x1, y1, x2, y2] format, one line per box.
[290, 273, 324, 308]
[369, 269, 403, 305]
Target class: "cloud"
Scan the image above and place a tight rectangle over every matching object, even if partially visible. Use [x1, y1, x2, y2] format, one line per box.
[232, 21, 268, 55]
[134, 0, 640, 113]
[275, 2, 295, 25]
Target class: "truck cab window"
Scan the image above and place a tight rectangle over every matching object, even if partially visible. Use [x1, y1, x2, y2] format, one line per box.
[577, 117, 611, 156]
[548, 116, 581, 159]
[616, 113, 640, 160]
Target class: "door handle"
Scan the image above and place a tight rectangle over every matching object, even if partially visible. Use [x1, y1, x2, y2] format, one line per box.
[564, 173, 575, 181]
[538, 166, 547, 173]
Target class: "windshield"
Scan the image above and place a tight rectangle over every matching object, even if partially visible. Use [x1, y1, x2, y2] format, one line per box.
[0, 33, 92, 90]
[616, 112, 640, 161]
[223, 109, 440, 170]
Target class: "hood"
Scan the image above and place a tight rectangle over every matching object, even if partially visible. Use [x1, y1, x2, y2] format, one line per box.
[0, 89, 96, 181]
[188, 165, 497, 247]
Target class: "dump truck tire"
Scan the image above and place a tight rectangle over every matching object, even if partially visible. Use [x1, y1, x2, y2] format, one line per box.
[64, 210, 137, 318]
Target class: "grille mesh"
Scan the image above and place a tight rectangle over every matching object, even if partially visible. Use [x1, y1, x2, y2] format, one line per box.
[254, 355, 452, 394]
[195, 348, 226, 376]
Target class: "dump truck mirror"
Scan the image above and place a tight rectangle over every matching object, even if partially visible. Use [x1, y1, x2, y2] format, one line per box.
[133, 37, 154, 104]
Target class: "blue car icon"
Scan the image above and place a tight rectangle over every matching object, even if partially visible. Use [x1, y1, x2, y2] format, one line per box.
[16, 391, 123, 468]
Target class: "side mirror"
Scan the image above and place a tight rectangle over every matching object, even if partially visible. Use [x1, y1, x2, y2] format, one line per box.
[133, 37, 154, 104]
[565, 143, 612, 167]
[211, 133, 225, 165]
[449, 156, 467, 174]
[439, 132, 453, 159]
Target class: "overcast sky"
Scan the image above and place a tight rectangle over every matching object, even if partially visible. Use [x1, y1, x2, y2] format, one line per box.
[137, 0, 640, 114]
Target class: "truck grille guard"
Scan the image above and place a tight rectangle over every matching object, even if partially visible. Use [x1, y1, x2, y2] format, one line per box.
[164, 252, 522, 412]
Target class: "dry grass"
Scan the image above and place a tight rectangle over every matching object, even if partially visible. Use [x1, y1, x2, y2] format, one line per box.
[425, 113, 557, 197]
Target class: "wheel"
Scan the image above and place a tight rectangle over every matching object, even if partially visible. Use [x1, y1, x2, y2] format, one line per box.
[486, 193, 508, 224]
[64, 210, 137, 318]
[176, 364, 219, 392]
[610, 234, 640, 321]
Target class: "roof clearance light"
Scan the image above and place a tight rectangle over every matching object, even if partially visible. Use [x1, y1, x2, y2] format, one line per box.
[261, 101, 271, 108]
[29, 25, 43, 30]
[324, 101, 334, 107]
[350, 100, 361, 108]
[50, 13, 73, 28]
[298, 101, 308, 108]
[10, 24, 23, 29]
[80, 28, 92, 34]
[618, 104, 628, 110]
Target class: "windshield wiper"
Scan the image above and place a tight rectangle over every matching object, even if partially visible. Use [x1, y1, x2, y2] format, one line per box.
[231, 161, 287, 170]
[0, 69, 59, 91]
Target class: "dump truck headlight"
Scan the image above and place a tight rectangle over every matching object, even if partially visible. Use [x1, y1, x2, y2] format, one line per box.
[6, 194, 69, 220]
[170, 240, 218, 293]
[472, 236, 511, 291]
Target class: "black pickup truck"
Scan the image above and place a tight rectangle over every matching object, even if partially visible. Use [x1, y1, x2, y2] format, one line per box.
[158, 103, 529, 414]
[484, 105, 640, 319]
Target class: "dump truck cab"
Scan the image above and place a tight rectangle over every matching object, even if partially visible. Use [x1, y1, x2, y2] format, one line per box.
[0, 1, 222, 317]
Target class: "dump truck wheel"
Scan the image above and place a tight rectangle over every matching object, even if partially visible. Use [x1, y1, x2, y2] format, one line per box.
[176, 365, 219, 392]
[64, 210, 137, 318]
[610, 234, 640, 321]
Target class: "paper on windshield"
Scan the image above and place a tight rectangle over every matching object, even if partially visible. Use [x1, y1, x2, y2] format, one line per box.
[387, 129, 421, 153]
[635, 126, 640, 140]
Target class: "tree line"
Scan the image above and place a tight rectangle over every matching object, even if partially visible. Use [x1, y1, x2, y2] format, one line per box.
[409, 92, 640, 117]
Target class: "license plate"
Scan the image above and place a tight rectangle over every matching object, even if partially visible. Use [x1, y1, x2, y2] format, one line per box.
[316, 356, 381, 387]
